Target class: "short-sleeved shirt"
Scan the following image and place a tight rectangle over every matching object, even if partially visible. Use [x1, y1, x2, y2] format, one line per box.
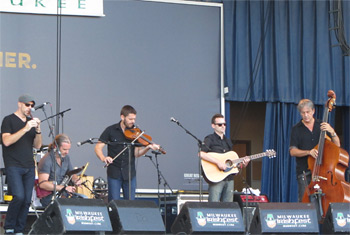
[38, 150, 73, 206]
[38, 150, 74, 185]
[202, 132, 234, 181]
[289, 119, 322, 175]
[99, 122, 136, 180]
[1, 113, 36, 168]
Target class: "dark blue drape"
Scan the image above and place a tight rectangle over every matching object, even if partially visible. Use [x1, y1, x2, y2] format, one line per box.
[262, 102, 299, 202]
[219, 0, 350, 202]
[223, 0, 350, 106]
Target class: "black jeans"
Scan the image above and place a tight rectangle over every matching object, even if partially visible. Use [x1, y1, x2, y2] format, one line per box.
[297, 171, 311, 202]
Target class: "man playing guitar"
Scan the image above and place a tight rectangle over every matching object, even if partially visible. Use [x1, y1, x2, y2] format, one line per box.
[200, 114, 250, 202]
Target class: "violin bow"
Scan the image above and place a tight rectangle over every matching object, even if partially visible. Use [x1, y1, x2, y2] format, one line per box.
[103, 130, 145, 168]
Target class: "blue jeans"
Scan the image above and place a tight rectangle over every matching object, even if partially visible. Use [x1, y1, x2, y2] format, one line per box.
[208, 179, 234, 202]
[108, 176, 136, 201]
[5, 166, 35, 233]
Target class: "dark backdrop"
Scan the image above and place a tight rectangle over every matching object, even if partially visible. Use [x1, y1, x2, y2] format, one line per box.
[0, 0, 223, 191]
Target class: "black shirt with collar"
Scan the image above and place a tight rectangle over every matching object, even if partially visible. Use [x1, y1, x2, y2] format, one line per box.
[290, 119, 322, 175]
[202, 132, 234, 181]
[99, 121, 136, 180]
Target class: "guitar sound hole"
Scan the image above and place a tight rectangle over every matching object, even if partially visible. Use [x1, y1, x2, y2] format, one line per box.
[225, 160, 232, 167]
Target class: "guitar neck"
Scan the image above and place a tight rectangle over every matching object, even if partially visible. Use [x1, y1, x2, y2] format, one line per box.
[234, 152, 267, 164]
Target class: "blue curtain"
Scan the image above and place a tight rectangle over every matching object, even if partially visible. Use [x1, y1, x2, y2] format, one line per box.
[223, 0, 350, 105]
[262, 102, 299, 202]
[218, 0, 350, 202]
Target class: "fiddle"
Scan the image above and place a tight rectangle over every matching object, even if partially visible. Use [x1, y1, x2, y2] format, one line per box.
[124, 127, 166, 154]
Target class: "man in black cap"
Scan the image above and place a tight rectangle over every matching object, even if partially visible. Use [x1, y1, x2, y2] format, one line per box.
[1, 94, 42, 234]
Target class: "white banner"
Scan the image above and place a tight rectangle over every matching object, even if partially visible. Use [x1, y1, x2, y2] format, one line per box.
[0, 0, 104, 17]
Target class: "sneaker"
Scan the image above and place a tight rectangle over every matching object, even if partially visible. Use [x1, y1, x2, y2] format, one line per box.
[4, 229, 14, 234]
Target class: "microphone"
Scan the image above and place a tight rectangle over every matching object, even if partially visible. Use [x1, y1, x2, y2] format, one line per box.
[170, 117, 179, 124]
[31, 102, 50, 112]
[81, 180, 89, 187]
[77, 138, 94, 147]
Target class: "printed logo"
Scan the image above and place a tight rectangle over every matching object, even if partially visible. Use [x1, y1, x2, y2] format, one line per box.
[265, 213, 277, 228]
[196, 211, 206, 226]
[66, 209, 76, 225]
[336, 212, 347, 227]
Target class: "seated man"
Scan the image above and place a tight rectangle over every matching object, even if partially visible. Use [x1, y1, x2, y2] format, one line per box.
[37, 134, 82, 207]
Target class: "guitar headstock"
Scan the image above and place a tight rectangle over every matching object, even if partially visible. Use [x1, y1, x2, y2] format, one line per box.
[265, 149, 276, 158]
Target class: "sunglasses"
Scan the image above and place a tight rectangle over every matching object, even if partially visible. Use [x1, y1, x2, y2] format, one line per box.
[24, 103, 35, 108]
[215, 123, 226, 127]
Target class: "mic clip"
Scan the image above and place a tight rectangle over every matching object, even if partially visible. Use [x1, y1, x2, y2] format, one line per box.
[151, 150, 162, 155]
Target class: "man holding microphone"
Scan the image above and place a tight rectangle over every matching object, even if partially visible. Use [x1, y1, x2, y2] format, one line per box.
[1, 94, 42, 234]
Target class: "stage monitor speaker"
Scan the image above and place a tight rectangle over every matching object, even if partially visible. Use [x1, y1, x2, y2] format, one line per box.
[322, 202, 350, 234]
[249, 202, 319, 234]
[171, 201, 245, 234]
[29, 198, 112, 234]
[108, 199, 165, 234]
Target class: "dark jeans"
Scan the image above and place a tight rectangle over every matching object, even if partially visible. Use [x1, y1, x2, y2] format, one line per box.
[297, 171, 311, 202]
[5, 166, 35, 233]
[108, 176, 136, 201]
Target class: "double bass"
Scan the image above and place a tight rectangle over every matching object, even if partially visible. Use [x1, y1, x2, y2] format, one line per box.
[302, 90, 350, 221]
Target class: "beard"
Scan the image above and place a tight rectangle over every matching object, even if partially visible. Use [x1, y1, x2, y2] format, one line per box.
[123, 120, 134, 129]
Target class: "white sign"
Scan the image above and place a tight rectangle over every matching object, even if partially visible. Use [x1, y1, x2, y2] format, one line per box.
[0, 0, 104, 17]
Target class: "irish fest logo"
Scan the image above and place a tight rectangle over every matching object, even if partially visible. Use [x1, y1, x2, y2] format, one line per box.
[196, 211, 207, 226]
[65, 209, 76, 225]
[265, 214, 277, 228]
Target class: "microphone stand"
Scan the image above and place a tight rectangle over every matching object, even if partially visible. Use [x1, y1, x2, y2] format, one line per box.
[81, 181, 99, 199]
[36, 104, 59, 204]
[52, 138, 63, 202]
[237, 167, 253, 235]
[145, 152, 174, 230]
[39, 105, 54, 139]
[102, 136, 144, 200]
[171, 120, 207, 201]
[41, 108, 71, 123]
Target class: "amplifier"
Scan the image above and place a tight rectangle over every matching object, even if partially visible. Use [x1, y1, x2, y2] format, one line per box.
[234, 193, 269, 207]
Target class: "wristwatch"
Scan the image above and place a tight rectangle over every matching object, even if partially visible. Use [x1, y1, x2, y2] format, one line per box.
[331, 132, 337, 137]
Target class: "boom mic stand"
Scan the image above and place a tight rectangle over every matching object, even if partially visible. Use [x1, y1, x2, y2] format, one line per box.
[38, 104, 55, 139]
[36, 106, 67, 204]
[170, 118, 207, 201]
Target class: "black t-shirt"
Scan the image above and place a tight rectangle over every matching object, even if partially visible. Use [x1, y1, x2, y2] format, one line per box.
[289, 119, 322, 175]
[202, 132, 234, 180]
[1, 113, 36, 168]
[99, 122, 136, 180]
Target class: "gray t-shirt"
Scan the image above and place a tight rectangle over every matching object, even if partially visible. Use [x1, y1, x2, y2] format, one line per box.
[38, 150, 73, 185]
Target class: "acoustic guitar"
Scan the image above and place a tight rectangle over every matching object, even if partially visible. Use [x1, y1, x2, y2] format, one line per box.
[201, 149, 276, 183]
